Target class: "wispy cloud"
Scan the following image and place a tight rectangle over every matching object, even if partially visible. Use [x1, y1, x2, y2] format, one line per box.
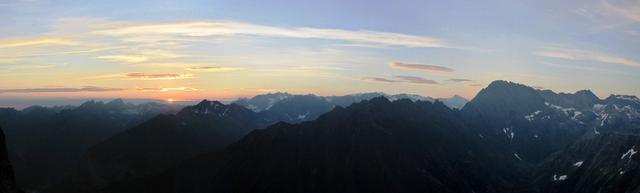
[97, 55, 148, 63]
[362, 76, 438, 84]
[468, 83, 484, 87]
[394, 76, 439, 84]
[601, 0, 640, 22]
[445, 78, 472, 82]
[94, 21, 452, 48]
[389, 62, 454, 72]
[362, 77, 400, 83]
[532, 47, 640, 67]
[136, 87, 199, 92]
[10, 64, 56, 69]
[84, 72, 193, 81]
[186, 66, 243, 72]
[0, 86, 124, 93]
[0, 38, 79, 49]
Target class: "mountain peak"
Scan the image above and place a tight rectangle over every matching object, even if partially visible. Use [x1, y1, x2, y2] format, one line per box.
[462, 80, 546, 125]
[194, 99, 225, 108]
[574, 89, 599, 100]
[485, 80, 528, 90]
[106, 98, 127, 107]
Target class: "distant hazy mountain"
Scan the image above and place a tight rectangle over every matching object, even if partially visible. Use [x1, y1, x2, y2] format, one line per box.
[438, 95, 468, 109]
[0, 99, 180, 191]
[233, 92, 464, 123]
[233, 92, 292, 112]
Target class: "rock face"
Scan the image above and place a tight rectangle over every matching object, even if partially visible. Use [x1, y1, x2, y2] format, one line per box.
[1, 127, 22, 193]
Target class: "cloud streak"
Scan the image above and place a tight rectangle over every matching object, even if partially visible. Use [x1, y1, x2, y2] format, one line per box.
[601, 0, 640, 22]
[445, 78, 472, 82]
[389, 62, 454, 72]
[0, 38, 79, 49]
[362, 77, 400, 83]
[94, 21, 452, 48]
[532, 47, 640, 67]
[0, 86, 124, 93]
[394, 76, 439, 84]
[137, 87, 199, 92]
[362, 76, 439, 85]
[97, 55, 149, 63]
[85, 72, 193, 81]
[186, 66, 243, 72]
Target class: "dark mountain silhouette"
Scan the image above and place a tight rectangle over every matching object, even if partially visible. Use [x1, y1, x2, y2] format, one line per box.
[48, 100, 270, 193]
[531, 133, 640, 193]
[1, 127, 23, 193]
[0, 99, 179, 191]
[122, 98, 522, 193]
[9, 80, 639, 193]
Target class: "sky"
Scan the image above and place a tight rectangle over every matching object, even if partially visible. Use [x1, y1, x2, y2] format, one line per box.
[0, 0, 639, 107]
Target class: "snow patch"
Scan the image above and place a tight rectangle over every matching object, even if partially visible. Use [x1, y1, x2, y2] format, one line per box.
[616, 95, 640, 103]
[524, 110, 542, 121]
[514, 153, 522, 161]
[621, 146, 637, 160]
[503, 127, 514, 140]
[545, 102, 575, 116]
[573, 161, 583, 167]
[553, 174, 567, 181]
[297, 111, 310, 120]
[600, 114, 609, 127]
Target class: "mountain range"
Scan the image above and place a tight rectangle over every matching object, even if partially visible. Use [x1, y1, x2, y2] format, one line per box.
[1, 80, 639, 193]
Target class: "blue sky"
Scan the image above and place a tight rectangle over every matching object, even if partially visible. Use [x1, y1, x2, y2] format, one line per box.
[0, 0, 639, 106]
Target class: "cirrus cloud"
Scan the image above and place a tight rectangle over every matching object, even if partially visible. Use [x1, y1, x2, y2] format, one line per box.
[0, 38, 79, 49]
[94, 21, 453, 48]
[445, 78, 473, 82]
[136, 87, 199, 92]
[362, 76, 439, 85]
[186, 66, 243, 72]
[84, 72, 193, 81]
[0, 86, 124, 93]
[532, 47, 640, 68]
[97, 55, 149, 63]
[389, 62, 454, 72]
[394, 76, 439, 84]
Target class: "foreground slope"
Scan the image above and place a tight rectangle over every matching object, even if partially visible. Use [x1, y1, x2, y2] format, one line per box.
[531, 133, 640, 193]
[1, 127, 23, 193]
